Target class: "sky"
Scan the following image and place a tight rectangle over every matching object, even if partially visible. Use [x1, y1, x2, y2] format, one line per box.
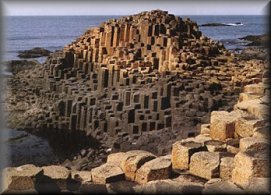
[2, 0, 270, 16]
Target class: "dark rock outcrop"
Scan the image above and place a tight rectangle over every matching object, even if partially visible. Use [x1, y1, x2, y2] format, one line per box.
[18, 47, 51, 58]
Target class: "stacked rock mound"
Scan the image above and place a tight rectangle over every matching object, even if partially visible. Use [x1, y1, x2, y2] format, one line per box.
[6, 10, 265, 150]
[2, 73, 269, 193]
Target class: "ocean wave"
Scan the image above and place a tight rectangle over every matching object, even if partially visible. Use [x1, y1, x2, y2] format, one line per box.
[223, 23, 244, 26]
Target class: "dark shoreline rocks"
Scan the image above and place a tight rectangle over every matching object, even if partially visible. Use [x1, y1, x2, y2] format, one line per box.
[18, 47, 51, 58]
[239, 34, 268, 47]
[3, 60, 41, 74]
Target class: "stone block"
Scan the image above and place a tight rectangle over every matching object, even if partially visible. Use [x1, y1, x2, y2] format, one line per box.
[106, 152, 126, 167]
[71, 170, 92, 183]
[172, 140, 206, 170]
[200, 123, 210, 135]
[219, 156, 234, 180]
[210, 111, 237, 141]
[239, 136, 269, 155]
[91, 163, 125, 184]
[42, 165, 71, 191]
[235, 117, 265, 138]
[203, 179, 244, 194]
[2, 164, 43, 193]
[135, 155, 172, 184]
[120, 150, 156, 181]
[205, 140, 227, 152]
[189, 151, 220, 180]
[232, 151, 269, 188]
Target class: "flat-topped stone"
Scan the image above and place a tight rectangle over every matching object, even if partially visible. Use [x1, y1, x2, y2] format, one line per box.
[135, 155, 172, 184]
[172, 140, 206, 170]
[120, 150, 156, 181]
[2, 164, 43, 192]
[189, 151, 220, 180]
[91, 163, 125, 184]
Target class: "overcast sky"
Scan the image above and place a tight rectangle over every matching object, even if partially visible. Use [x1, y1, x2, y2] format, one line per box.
[2, 0, 270, 16]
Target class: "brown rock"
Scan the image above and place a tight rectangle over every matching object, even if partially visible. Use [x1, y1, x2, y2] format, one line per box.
[235, 117, 265, 138]
[246, 177, 270, 193]
[200, 123, 210, 135]
[205, 140, 227, 152]
[239, 136, 269, 155]
[91, 163, 125, 184]
[210, 111, 237, 141]
[2, 164, 43, 193]
[232, 151, 269, 188]
[172, 140, 206, 170]
[79, 182, 107, 194]
[120, 150, 156, 181]
[219, 156, 234, 180]
[135, 155, 172, 184]
[203, 178, 244, 194]
[107, 152, 126, 167]
[189, 151, 220, 180]
[42, 165, 71, 191]
[71, 170, 92, 183]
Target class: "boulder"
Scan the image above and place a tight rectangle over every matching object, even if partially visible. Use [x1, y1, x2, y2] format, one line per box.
[133, 179, 203, 194]
[2, 164, 43, 193]
[107, 152, 126, 167]
[232, 151, 269, 188]
[135, 155, 172, 184]
[244, 83, 265, 95]
[172, 140, 206, 170]
[106, 181, 138, 194]
[234, 99, 268, 119]
[219, 156, 234, 180]
[41, 165, 71, 191]
[203, 179, 244, 194]
[71, 170, 92, 183]
[210, 111, 237, 141]
[120, 150, 156, 181]
[79, 182, 107, 194]
[189, 151, 220, 180]
[239, 136, 269, 155]
[91, 163, 125, 184]
[226, 138, 240, 154]
[205, 140, 227, 152]
[246, 177, 270, 193]
[200, 123, 210, 135]
[235, 117, 265, 138]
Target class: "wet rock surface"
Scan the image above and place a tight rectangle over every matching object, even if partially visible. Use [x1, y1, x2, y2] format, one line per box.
[17, 47, 51, 58]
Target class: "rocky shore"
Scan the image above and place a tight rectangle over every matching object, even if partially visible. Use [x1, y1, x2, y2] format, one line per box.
[2, 79, 269, 193]
[2, 10, 269, 193]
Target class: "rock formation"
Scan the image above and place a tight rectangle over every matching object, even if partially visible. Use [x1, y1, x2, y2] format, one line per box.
[3, 10, 269, 192]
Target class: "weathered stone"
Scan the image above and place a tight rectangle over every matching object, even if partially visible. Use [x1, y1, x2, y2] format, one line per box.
[172, 140, 206, 170]
[205, 140, 227, 152]
[219, 156, 234, 180]
[189, 151, 220, 180]
[120, 150, 156, 181]
[226, 138, 240, 154]
[200, 123, 210, 135]
[107, 152, 126, 167]
[2, 164, 43, 192]
[135, 155, 172, 184]
[106, 181, 138, 194]
[232, 152, 269, 188]
[246, 177, 270, 193]
[235, 117, 265, 138]
[133, 179, 203, 194]
[79, 182, 107, 194]
[71, 170, 92, 183]
[239, 136, 269, 155]
[42, 165, 71, 191]
[91, 163, 125, 184]
[210, 111, 236, 141]
[203, 179, 244, 194]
